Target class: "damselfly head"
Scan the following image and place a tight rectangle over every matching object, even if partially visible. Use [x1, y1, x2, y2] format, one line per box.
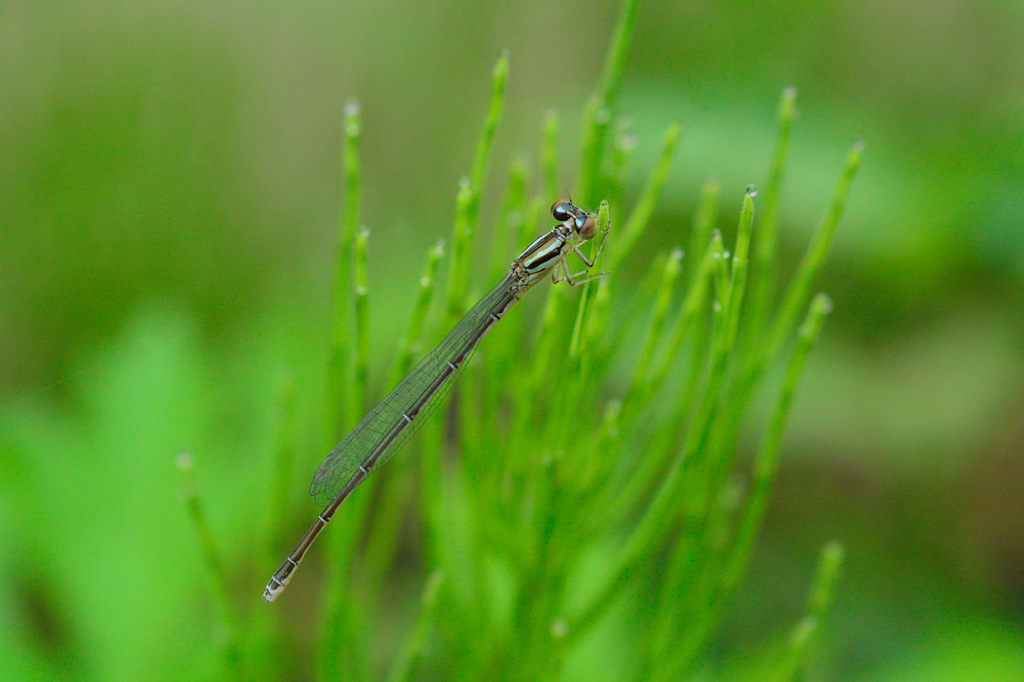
[551, 199, 598, 240]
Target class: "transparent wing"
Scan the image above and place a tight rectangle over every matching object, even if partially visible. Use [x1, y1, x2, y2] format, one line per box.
[310, 275, 519, 505]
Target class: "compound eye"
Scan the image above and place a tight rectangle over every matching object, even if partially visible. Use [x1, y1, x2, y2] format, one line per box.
[577, 215, 597, 240]
[550, 200, 573, 222]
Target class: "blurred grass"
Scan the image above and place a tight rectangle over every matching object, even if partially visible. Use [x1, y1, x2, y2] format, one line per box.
[2, 0, 1024, 680]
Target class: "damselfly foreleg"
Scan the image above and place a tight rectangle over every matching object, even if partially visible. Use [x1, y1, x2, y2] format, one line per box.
[570, 224, 610, 268]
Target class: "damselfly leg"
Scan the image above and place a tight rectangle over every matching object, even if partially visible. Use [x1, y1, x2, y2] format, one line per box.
[552, 260, 608, 286]
[553, 221, 610, 286]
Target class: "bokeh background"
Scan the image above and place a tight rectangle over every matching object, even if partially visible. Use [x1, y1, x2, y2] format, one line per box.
[2, 0, 1023, 680]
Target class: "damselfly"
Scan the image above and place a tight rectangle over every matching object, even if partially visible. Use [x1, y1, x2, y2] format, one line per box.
[264, 199, 609, 602]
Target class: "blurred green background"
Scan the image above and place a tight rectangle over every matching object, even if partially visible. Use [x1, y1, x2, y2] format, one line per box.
[2, 0, 1023, 680]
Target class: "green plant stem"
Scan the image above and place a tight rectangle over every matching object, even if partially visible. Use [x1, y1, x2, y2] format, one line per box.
[327, 101, 362, 442]
[642, 236, 719, 405]
[575, 398, 624, 493]
[389, 239, 445, 388]
[657, 294, 831, 679]
[576, 0, 642, 206]
[484, 158, 532, 442]
[764, 141, 862, 359]
[712, 233, 731, 335]
[489, 157, 530, 284]
[316, 105, 371, 682]
[582, 267, 614, 355]
[693, 145, 861, 505]
[721, 190, 756, 350]
[510, 281, 567, 477]
[567, 194, 752, 646]
[595, 248, 668, 368]
[645, 196, 755, 649]
[604, 116, 636, 223]
[606, 123, 680, 273]
[626, 247, 683, 400]
[808, 541, 845, 619]
[352, 227, 371, 420]
[770, 542, 845, 682]
[723, 293, 831, 590]
[321, 224, 374, 679]
[469, 53, 509, 202]
[444, 54, 509, 326]
[568, 200, 611, 359]
[688, 181, 720, 281]
[595, 0, 640, 108]
[748, 87, 797, 338]
[602, 236, 719, 528]
[445, 178, 475, 326]
[707, 146, 864, 518]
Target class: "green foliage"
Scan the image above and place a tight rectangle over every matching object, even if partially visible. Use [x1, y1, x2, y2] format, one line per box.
[215, 1, 862, 679]
[0, 1, 866, 680]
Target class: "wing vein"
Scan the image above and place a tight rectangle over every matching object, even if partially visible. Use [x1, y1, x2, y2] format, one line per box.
[310, 274, 519, 505]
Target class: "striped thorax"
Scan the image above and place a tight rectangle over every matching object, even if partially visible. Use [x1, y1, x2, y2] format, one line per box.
[511, 200, 599, 291]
